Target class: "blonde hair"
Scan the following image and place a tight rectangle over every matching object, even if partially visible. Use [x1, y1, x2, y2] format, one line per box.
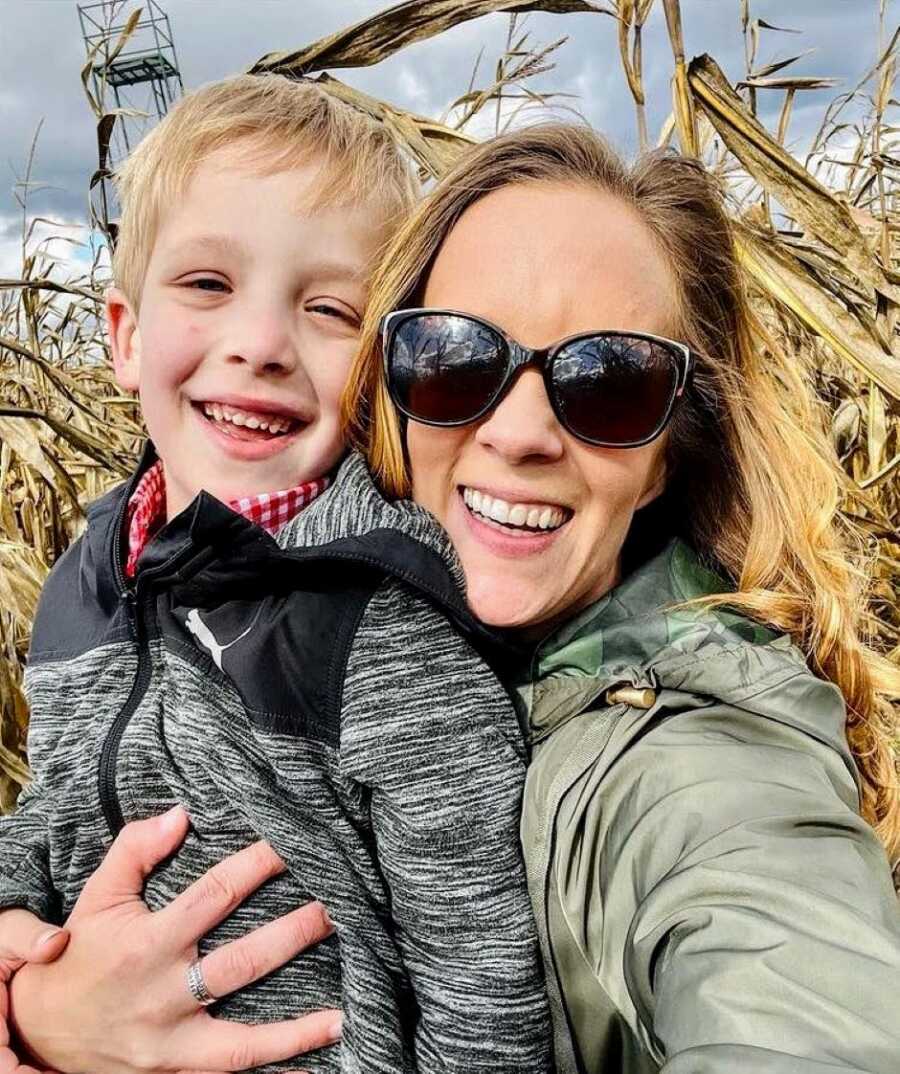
[112, 73, 419, 306]
[342, 123, 900, 863]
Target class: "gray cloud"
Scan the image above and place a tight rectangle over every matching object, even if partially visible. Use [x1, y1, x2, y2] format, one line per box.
[0, 0, 880, 249]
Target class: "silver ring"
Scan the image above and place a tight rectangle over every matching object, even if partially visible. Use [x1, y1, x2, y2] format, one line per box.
[186, 958, 217, 1006]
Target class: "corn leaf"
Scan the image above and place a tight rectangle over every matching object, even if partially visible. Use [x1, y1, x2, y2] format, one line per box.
[313, 73, 475, 177]
[739, 76, 840, 91]
[0, 408, 133, 476]
[250, 0, 612, 77]
[735, 226, 900, 399]
[690, 53, 900, 307]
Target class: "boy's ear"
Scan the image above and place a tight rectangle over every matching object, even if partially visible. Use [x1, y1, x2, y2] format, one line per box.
[106, 287, 142, 392]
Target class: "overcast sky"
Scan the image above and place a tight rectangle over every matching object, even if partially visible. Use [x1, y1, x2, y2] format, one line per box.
[0, 0, 880, 277]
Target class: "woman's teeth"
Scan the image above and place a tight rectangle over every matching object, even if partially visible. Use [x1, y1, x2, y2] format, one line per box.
[462, 487, 567, 532]
[202, 402, 294, 435]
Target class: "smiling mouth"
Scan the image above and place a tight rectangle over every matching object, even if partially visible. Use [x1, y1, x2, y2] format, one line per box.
[196, 402, 303, 441]
[461, 486, 571, 534]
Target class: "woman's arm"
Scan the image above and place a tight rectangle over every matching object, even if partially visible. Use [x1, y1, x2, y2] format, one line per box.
[6, 808, 340, 1074]
[563, 699, 900, 1073]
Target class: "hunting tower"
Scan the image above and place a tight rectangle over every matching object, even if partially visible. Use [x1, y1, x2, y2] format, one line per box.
[78, 0, 184, 160]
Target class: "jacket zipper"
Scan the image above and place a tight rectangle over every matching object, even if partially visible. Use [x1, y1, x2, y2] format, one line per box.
[97, 590, 151, 836]
[97, 484, 218, 837]
[97, 492, 152, 837]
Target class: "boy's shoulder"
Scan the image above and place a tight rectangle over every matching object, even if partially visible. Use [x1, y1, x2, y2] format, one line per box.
[28, 477, 134, 667]
[167, 458, 487, 746]
[167, 555, 385, 747]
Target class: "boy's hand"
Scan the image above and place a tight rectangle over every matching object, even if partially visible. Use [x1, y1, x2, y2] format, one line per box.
[7, 807, 340, 1074]
[0, 910, 69, 1074]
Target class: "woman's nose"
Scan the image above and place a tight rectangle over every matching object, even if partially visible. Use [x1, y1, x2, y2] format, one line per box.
[474, 367, 565, 463]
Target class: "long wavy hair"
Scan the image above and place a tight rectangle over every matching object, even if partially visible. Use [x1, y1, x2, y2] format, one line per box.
[341, 123, 900, 865]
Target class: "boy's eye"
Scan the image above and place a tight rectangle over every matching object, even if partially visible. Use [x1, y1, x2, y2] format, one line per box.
[307, 302, 360, 326]
[185, 277, 229, 292]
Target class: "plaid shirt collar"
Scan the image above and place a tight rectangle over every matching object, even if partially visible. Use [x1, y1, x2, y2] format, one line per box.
[124, 460, 328, 578]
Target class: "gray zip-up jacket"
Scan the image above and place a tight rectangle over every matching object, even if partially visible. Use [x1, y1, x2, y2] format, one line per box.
[516, 538, 900, 1073]
[0, 451, 553, 1073]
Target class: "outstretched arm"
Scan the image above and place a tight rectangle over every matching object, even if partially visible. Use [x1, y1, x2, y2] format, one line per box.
[570, 699, 900, 1073]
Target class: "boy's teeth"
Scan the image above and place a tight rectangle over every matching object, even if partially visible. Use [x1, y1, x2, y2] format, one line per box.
[201, 403, 293, 435]
[462, 487, 567, 531]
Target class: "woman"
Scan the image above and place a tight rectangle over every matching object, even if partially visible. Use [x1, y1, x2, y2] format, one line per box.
[4, 124, 900, 1073]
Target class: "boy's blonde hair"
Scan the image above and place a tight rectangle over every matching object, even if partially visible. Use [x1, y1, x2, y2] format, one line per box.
[112, 73, 419, 306]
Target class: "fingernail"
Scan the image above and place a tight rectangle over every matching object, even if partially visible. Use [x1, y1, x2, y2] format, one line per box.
[317, 903, 336, 933]
[329, 1013, 343, 1042]
[37, 928, 64, 948]
[160, 804, 186, 830]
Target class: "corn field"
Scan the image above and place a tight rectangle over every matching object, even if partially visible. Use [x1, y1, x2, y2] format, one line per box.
[1, 0, 899, 812]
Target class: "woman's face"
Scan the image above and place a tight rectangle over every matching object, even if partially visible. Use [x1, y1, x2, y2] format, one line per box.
[407, 180, 677, 631]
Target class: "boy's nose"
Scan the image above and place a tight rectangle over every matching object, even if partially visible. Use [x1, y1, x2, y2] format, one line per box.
[225, 316, 298, 376]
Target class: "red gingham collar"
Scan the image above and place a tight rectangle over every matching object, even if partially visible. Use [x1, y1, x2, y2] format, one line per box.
[124, 460, 328, 578]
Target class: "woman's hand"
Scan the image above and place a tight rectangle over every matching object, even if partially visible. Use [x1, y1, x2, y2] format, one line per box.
[0, 912, 69, 1074]
[7, 807, 341, 1074]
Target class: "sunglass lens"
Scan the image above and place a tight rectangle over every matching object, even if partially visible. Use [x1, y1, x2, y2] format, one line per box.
[553, 335, 680, 445]
[387, 314, 508, 424]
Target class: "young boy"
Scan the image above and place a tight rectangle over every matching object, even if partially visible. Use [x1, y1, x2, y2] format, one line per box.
[0, 76, 551, 1071]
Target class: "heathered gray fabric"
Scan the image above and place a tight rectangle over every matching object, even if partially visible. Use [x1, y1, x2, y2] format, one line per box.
[277, 452, 465, 586]
[0, 454, 553, 1073]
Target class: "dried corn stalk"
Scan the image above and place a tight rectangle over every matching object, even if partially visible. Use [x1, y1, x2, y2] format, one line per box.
[1, 0, 898, 811]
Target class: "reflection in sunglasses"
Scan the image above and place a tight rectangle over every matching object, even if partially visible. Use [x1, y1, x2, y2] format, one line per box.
[385, 310, 689, 444]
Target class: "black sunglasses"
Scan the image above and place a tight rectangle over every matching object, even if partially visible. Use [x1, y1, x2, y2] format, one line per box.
[381, 308, 693, 448]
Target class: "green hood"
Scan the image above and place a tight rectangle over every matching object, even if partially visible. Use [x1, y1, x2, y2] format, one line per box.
[514, 538, 854, 783]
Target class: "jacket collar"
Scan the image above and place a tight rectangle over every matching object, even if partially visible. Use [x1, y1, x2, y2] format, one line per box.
[514, 539, 849, 760]
[81, 441, 159, 609]
[81, 448, 504, 662]
[526, 538, 771, 681]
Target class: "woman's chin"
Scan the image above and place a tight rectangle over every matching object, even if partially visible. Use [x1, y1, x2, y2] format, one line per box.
[464, 575, 554, 632]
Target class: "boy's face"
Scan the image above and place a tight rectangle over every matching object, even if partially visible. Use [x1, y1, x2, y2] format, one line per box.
[108, 147, 386, 519]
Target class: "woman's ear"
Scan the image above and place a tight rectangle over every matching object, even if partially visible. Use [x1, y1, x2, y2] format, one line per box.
[106, 287, 141, 393]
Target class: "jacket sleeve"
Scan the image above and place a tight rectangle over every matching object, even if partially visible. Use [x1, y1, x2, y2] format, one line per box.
[0, 665, 73, 921]
[0, 772, 60, 921]
[567, 676, 900, 1074]
[0, 543, 92, 923]
[337, 582, 553, 1073]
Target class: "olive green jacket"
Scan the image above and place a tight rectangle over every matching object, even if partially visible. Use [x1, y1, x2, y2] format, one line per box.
[516, 539, 900, 1074]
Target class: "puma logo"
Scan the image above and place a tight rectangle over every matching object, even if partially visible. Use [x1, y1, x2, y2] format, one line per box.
[185, 608, 254, 671]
